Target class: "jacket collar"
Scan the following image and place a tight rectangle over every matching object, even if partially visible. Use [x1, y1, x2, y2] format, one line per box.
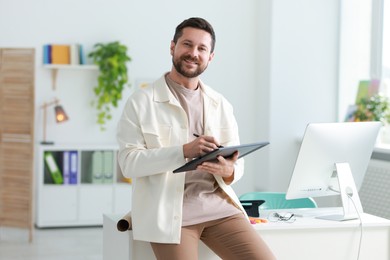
[152, 74, 221, 136]
[152, 74, 219, 108]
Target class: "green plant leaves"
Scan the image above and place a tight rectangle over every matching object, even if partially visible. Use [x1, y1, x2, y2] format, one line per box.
[354, 94, 390, 124]
[89, 41, 131, 130]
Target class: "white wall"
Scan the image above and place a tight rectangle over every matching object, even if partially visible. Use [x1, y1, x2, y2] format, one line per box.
[256, 0, 340, 192]
[0, 0, 340, 196]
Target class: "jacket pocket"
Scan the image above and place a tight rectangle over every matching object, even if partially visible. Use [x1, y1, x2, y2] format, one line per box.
[211, 127, 235, 145]
[142, 124, 172, 148]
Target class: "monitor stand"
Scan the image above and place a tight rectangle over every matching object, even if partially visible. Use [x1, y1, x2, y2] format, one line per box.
[316, 162, 363, 221]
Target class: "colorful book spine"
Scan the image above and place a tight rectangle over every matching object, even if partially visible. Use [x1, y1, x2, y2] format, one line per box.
[79, 45, 85, 65]
[43, 45, 51, 64]
[44, 152, 63, 184]
[70, 44, 80, 65]
[51, 45, 70, 64]
[48, 45, 52, 64]
[69, 151, 78, 184]
[43, 43, 86, 65]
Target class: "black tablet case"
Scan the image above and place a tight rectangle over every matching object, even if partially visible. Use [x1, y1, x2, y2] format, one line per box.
[173, 142, 269, 173]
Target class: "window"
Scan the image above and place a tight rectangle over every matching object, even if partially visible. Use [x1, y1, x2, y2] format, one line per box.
[370, 0, 388, 92]
[381, 0, 390, 93]
[338, 0, 389, 121]
[338, 0, 372, 121]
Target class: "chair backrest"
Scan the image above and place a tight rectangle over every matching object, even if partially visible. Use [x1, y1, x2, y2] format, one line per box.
[239, 192, 317, 210]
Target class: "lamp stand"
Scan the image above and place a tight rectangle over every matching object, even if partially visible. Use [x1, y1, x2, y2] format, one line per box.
[40, 98, 69, 145]
[40, 101, 54, 145]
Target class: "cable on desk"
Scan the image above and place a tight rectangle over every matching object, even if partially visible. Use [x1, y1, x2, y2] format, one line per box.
[347, 193, 363, 260]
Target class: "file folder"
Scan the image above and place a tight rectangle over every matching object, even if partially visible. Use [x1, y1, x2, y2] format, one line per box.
[103, 151, 113, 183]
[69, 151, 78, 184]
[44, 152, 63, 184]
[62, 151, 70, 184]
[92, 151, 104, 183]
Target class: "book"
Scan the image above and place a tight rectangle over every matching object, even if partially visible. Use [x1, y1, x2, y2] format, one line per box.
[344, 104, 357, 122]
[92, 151, 103, 183]
[44, 152, 63, 184]
[70, 44, 80, 65]
[43, 43, 89, 65]
[355, 80, 380, 104]
[62, 151, 70, 184]
[79, 45, 86, 65]
[51, 45, 70, 64]
[69, 151, 78, 184]
[103, 151, 113, 183]
[43, 45, 51, 64]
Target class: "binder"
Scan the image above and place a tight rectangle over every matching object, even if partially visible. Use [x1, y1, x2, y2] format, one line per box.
[69, 151, 78, 184]
[103, 151, 113, 183]
[92, 151, 103, 183]
[62, 151, 70, 184]
[44, 152, 63, 184]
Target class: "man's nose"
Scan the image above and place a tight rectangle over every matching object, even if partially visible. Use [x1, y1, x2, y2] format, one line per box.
[187, 47, 199, 58]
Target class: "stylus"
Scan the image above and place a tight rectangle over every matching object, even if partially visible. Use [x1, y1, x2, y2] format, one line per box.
[193, 133, 223, 148]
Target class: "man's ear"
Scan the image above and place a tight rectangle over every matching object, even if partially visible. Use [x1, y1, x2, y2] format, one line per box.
[209, 52, 215, 62]
[170, 41, 175, 55]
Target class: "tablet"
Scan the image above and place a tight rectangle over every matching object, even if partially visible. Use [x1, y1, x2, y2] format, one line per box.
[173, 141, 269, 173]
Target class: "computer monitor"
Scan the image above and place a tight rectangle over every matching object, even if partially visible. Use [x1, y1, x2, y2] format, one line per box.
[286, 121, 381, 221]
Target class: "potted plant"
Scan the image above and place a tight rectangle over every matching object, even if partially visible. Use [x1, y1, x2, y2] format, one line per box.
[353, 94, 390, 123]
[353, 94, 390, 143]
[89, 41, 131, 130]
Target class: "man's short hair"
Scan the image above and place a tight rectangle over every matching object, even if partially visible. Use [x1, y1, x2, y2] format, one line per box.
[173, 17, 216, 53]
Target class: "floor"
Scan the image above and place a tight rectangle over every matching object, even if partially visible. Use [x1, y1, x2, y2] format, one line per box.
[0, 227, 103, 260]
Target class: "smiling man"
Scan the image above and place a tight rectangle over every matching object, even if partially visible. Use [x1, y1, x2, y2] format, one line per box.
[170, 24, 214, 85]
[117, 17, 275, 260]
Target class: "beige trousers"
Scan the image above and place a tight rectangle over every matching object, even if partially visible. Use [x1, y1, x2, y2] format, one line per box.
[150, 213, 276, 260]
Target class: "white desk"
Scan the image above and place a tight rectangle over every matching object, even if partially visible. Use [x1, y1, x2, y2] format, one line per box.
[103, 208, 390, 260]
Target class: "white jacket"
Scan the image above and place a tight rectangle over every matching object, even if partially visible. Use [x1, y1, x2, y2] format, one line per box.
[117, 74, 247, 243]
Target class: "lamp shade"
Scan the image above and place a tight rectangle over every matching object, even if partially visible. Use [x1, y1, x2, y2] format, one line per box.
[54, 105, 69, 123]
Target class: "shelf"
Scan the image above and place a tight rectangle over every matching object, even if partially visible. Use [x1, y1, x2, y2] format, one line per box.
[43, 64, 98, 70]
[43, 64, 98, 90]
[36, 144, 132, 227]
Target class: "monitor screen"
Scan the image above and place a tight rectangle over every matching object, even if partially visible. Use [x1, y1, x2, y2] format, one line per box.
[285, 121, 381, 220]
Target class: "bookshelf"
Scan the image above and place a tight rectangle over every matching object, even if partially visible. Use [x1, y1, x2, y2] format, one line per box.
[35, 144, 132, 228]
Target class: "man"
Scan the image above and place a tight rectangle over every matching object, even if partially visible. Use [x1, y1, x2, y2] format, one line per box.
[117, 17, 275, 260]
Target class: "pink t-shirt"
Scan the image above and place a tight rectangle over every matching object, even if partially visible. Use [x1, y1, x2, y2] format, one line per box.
[165, 75, 241, 226]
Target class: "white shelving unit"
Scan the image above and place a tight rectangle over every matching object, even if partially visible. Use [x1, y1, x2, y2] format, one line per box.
[35, 144, 132, 228]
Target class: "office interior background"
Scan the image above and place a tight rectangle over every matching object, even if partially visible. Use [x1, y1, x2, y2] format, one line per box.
[0, 0, 389, 255]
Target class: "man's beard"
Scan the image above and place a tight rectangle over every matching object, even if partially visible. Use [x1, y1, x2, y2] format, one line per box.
[172, 55, 208, 78]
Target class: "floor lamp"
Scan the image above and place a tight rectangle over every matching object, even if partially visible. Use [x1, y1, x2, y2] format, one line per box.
[40, 98, 69, 145]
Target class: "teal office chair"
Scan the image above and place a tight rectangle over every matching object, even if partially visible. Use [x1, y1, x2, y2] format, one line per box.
[239, 192, 317, 217]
